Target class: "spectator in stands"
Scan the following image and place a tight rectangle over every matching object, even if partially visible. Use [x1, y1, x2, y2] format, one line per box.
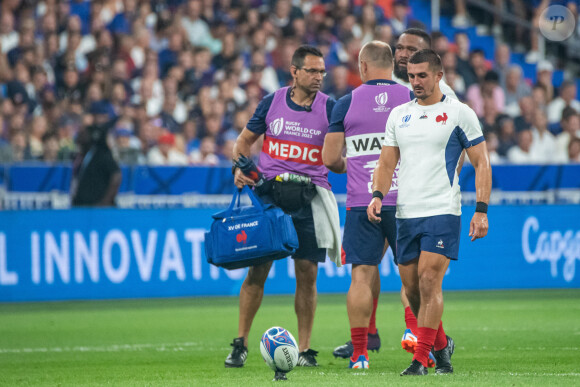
[9, 130, 27, 162]
[530, 109, 557, 163]
[220, 138, 236, 162]
[28, 116, 49, 160]
[182, 120, 199, 154]
[569, 137, 580, 162]
[503, 65, 531, 117]
[493, 43, 511, 88]
[212, 31, 237, 71]
[441, 51, 465, 96]
[454, 31, 471, 66]
[451, 0, 470, 28]
[108, 0, 137, 36]
[507, 129, 535, 164]
[485, 131, 503, 164]
[532, 84, 549, 113]
[41, 131, 60, 163]
[388, 0, 424, 37]
[0, 12, 18, 54]
[270, 0, 304, 38]
[357, 4, 379, 45]
[181, 0, 221, 53]
[158, 28, 184, 78]
[247, 50, 280, 95]
[190, 135, 219, 165]
[7, 20, 35, 68]
[556, 108, 580, 162]
[547, 80, 580, 125]
[535, 60, 554, 102]
[56, 115, 77, 161]
[324, 65, 353, 100]
[466, 70, 505, 118]
[431, 32, 450, 58]
[459, 48, 487, 90]
[147, 132, 188, 166]
[496, 115, 517, 156]
[480, 99, 500, 134]
[114, 127, 143, 165]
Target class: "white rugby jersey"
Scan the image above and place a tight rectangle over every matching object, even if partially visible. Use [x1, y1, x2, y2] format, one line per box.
[392, 74, 458, 100]
[384, 95, 484, 218]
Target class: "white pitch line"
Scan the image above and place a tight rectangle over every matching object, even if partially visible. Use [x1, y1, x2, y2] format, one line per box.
[0, 342, 200, 354]
[508, 373, 580, 377]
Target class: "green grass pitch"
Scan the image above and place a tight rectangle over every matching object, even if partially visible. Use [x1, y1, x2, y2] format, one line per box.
[1, 289, 579, 386]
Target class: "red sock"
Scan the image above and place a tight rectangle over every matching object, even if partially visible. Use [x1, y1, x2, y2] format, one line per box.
[368, 298, 379, 334]
[404, 307, 418, 332]
[413, 327, 437, 367]
[434, 321, 448, 351]
[350, 327, 368, 360]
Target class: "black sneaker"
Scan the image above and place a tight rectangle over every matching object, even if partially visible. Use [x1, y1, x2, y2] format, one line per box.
[332, 331, 381, 358]
[332, 341, 353, 359]
[433, 335, 455, 374]
[297, 349, 319, 366]
[400, 359, 428, 376]
[367, 331, 381, 352]
[224, 337, 248, 368]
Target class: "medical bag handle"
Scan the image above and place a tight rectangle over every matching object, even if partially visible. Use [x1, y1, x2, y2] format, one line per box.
[223, 185, 266, 216]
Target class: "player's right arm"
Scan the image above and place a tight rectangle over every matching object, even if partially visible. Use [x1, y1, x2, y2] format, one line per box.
[367, 145, 399, 223]
[233, 128, 263, 188]
[322, 132, 346, 173]
[322, 94, 351, 174]
[232, 92, 274, 188]
[367, 108, 400, 223]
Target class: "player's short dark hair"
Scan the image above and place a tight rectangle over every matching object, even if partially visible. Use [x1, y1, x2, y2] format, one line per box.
[291, 45, 323, 68]
[408, 49, 442, 72]
[401, 28, 431, 48]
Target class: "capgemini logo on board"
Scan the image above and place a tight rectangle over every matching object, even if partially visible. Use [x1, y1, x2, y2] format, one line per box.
[521, 216, 580, 282]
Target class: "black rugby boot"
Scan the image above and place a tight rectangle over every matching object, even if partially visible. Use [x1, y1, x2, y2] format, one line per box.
[400, 359, 428, 376]
[433, 335, 455, 374]
[224, 337, 248, 368]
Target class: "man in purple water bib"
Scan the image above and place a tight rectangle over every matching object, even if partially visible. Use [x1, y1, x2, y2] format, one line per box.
[225, 45, 339, 369]
[322, 41, 413, 369]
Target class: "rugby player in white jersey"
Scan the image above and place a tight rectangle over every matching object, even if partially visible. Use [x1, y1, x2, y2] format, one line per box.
[332, 28, 463, 364]
[368, 49, 491, 375]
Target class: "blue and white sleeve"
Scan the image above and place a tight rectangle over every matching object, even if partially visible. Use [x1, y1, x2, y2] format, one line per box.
[383, 108, 398, 147]
[458, 104, 484, 148]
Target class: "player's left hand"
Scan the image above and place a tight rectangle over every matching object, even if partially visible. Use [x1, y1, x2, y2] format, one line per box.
[469, 212, 488, 241]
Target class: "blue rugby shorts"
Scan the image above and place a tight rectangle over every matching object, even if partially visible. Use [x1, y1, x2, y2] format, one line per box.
[341, 207, 397, 266]
[396, 214, 461, 264]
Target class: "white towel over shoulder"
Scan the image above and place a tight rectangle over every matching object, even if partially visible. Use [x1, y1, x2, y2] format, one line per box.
[311, 186, 342, 267]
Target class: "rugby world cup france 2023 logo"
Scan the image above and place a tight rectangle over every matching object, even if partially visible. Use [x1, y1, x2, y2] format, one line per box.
[373, 92, 391, 113]
[270, 118, 284, 136]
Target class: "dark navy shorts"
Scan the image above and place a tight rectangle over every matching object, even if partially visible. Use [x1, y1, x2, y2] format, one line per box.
[258, 191, 326, 263]
[396, 214, 461, 265]
[342, 207, 397, 266]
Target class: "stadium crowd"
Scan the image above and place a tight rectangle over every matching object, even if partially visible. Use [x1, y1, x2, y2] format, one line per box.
[0, 0, 578, 166]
